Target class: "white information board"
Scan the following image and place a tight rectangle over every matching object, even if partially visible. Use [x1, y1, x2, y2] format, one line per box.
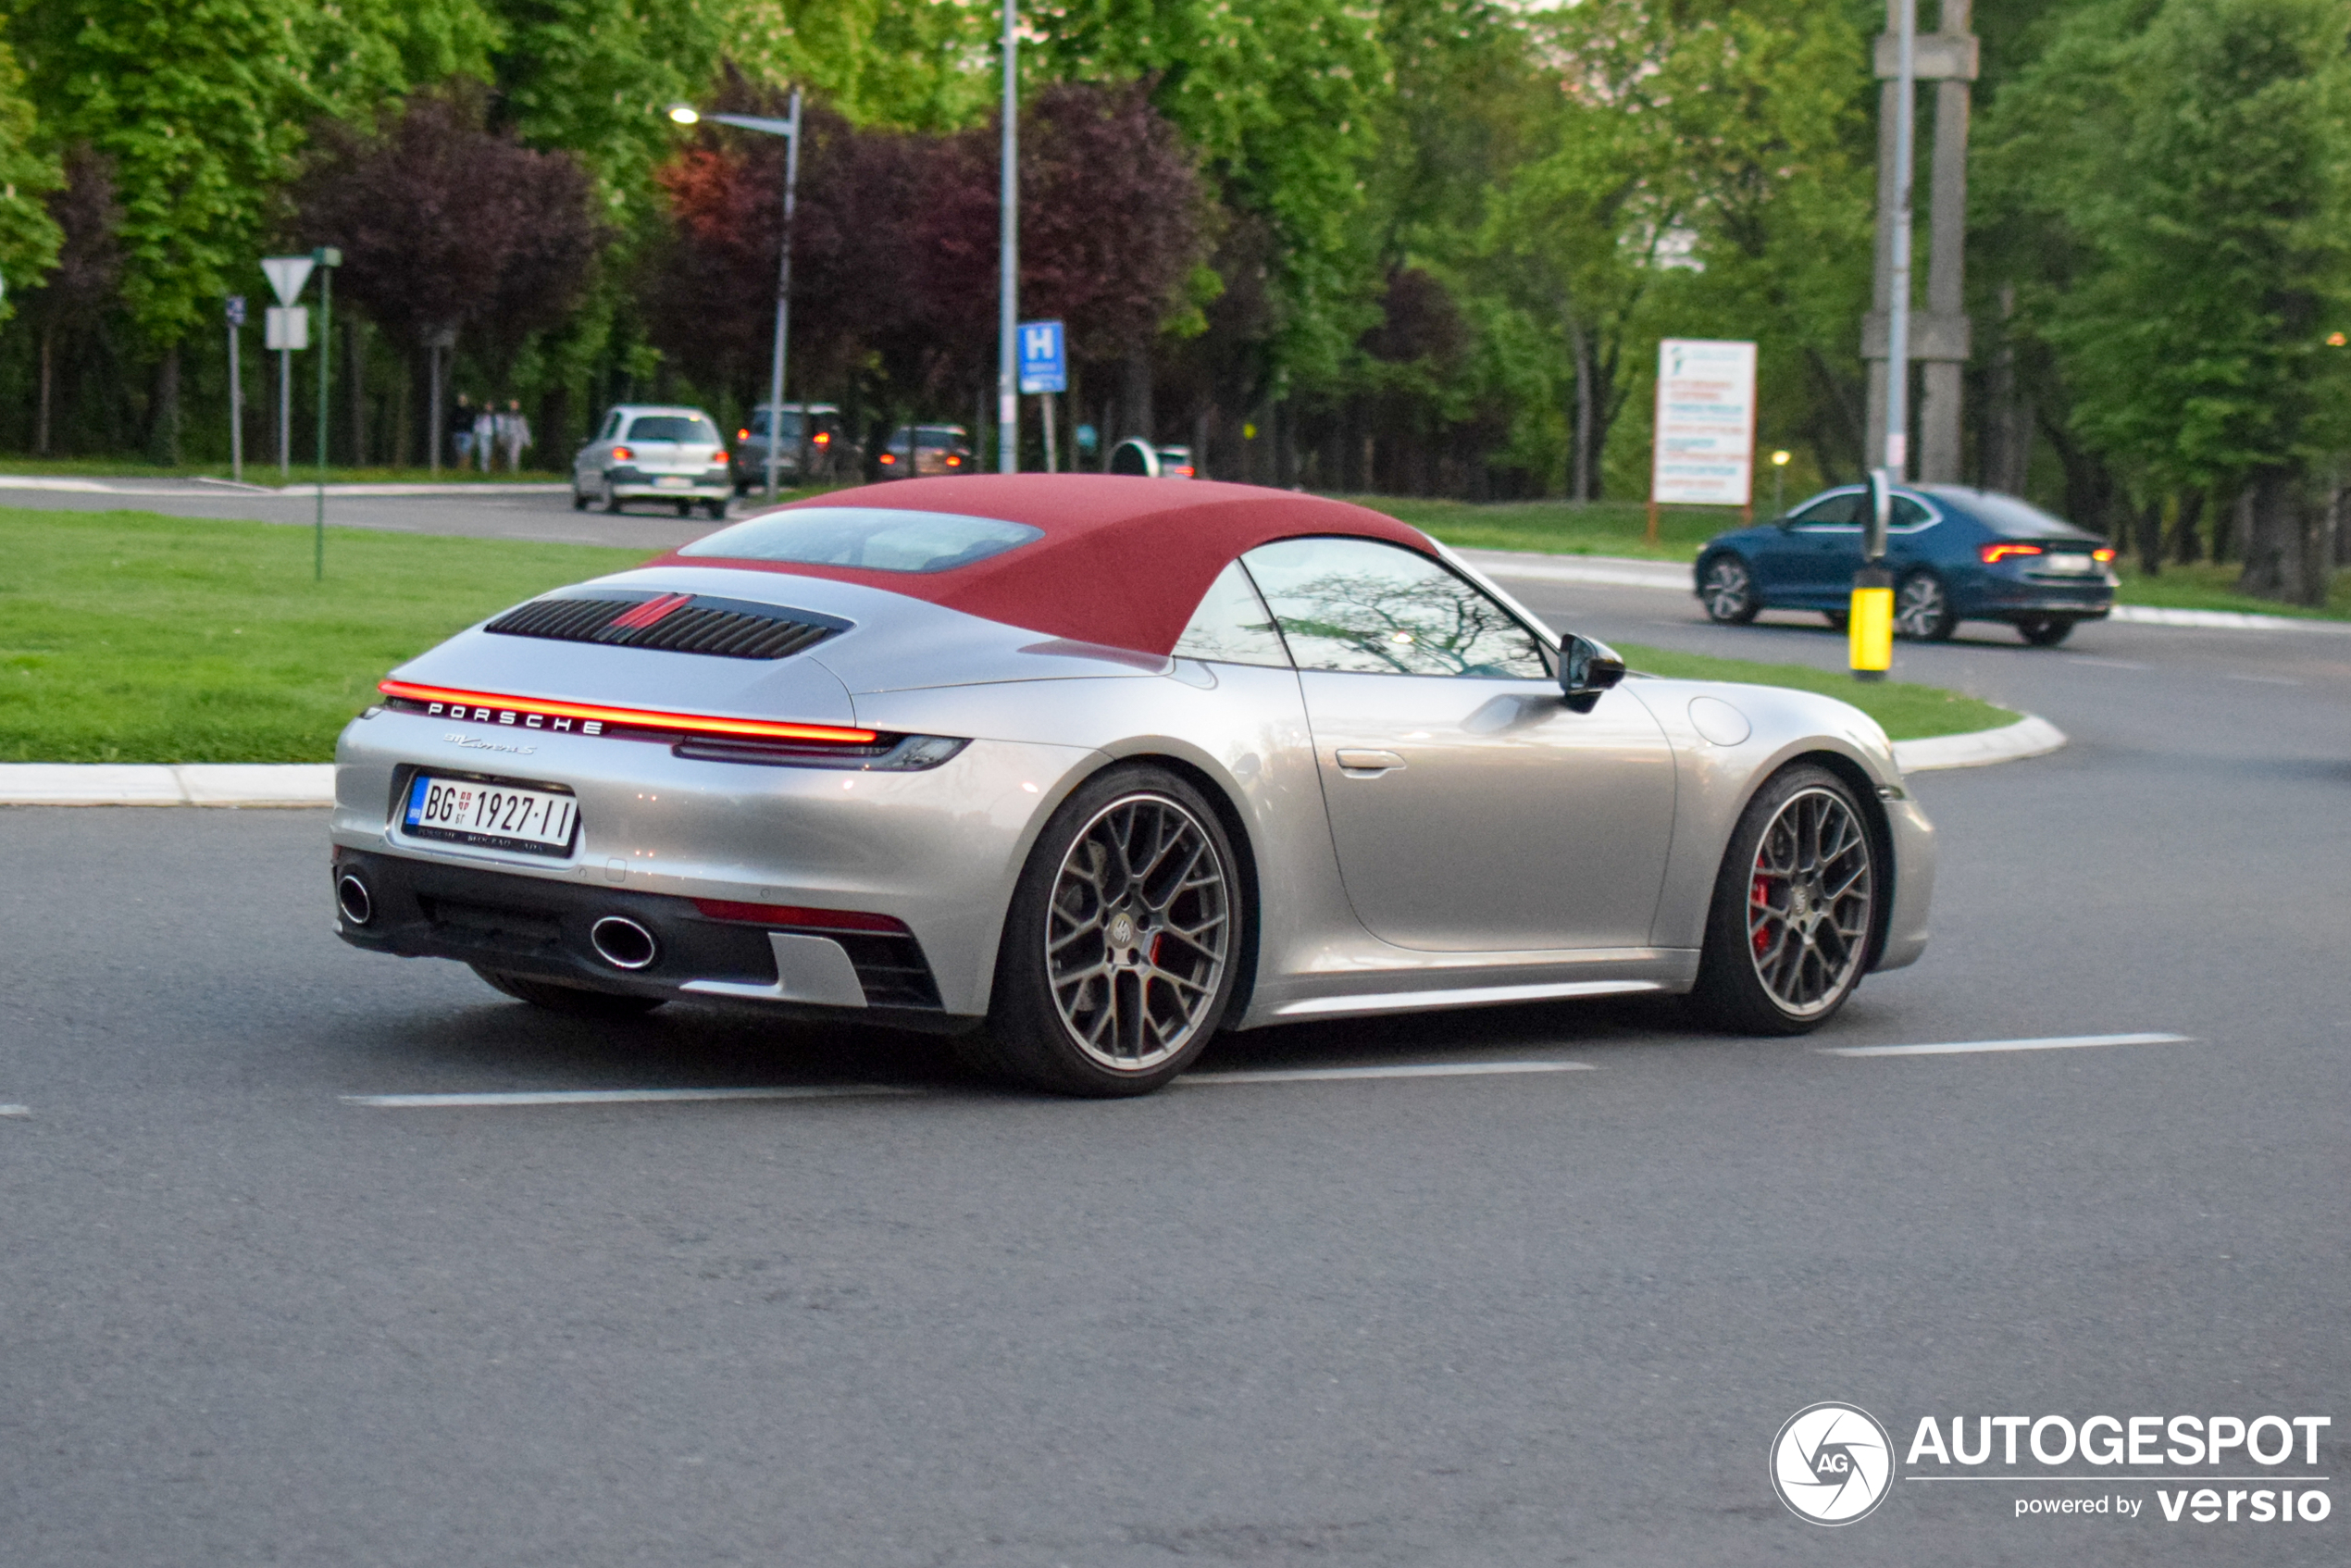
[1649, 338, 1757, 507]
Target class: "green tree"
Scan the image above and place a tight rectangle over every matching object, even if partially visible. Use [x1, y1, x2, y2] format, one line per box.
[0, 37, 62, 323]
[1980, 0, 2351, 601]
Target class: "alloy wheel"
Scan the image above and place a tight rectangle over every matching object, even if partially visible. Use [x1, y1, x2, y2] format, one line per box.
[1745, 787, 1873, 1017]
[1894, 574, 1949, 639]
[1046, 793, 1232, 1072]
[1701, 557, 1754, 622]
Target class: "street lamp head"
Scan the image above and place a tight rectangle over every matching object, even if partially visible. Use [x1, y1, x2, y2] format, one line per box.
[1772, 449, 1791, 467]
[667, 104, 701, 126]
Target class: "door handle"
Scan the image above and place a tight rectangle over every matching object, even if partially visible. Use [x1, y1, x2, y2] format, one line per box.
[1335, 749, 1406, 775]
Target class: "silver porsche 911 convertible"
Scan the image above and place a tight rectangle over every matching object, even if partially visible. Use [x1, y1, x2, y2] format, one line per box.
[331, 476, 1934, 1095]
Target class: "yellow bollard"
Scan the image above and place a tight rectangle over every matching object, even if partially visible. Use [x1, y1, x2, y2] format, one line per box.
[1849, 566, 1893, 682]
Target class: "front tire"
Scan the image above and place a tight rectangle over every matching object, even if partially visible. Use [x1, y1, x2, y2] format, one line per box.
[600, 478, 625, 514]
[1686, 765, 1877, 1035]
[1894, 570, 1957, 641]
[472, 965, 666, 1017]
[1698, 554, 1760, 624]
[964, 765, 1246, 1096]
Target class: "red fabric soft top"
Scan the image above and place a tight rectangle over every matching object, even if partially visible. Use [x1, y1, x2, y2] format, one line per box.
[645, 475, 1438, 656]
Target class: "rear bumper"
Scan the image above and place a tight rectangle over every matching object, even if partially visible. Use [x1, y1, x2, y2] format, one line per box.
[1967, 576, 2115, 619]
[332, 846, 970, 1032]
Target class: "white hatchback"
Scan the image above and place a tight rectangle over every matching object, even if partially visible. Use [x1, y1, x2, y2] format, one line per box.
[573, 404, 733, 517]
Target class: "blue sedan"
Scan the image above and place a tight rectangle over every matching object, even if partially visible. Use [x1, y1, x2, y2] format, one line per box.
[1694, 483, 2118, 645]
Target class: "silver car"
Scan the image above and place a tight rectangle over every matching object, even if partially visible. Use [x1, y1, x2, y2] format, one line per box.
[571, 404, 732, 517]
[332, 477, 1934, 1097]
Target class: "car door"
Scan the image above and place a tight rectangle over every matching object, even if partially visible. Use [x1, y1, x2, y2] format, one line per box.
[576, 409, 620, 488]
[1763, 490, 1868, 605]
[1241, 537, 1677, 953]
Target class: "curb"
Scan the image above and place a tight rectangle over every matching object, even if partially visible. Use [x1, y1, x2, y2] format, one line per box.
[0, 474, 571, 499]
[1891, 714, 2065, 773]
[0, 764, 334, 807]
[1, 715, 2067, 806]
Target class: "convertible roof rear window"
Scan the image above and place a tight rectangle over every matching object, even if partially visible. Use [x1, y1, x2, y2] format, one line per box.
[678, 506, 1044, 573]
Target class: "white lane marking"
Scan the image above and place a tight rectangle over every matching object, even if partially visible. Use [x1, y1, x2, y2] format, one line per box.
[1183, 1061, 1596, 1085]
[2223, 672, 2301, 686]
[342, 1085, 921, 1109]
[1821, 1032, 2193, 1058]
[0, 1103, 30, 1117]
[2071, 656, 2147, 669]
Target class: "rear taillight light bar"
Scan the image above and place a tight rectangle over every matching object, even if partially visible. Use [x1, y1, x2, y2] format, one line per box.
[1981, 543, 2042, 564]
[377, 679, 877, 745]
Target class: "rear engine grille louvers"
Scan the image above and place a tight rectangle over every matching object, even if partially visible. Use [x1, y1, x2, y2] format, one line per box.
[485, 591, 846, 661]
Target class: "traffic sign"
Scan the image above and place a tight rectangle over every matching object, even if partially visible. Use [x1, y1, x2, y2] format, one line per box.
[266, 306, 308, 352]
[261, 255, 315, 307]
[1017, 319, 1065, 394]
[225, 295, 246, 328]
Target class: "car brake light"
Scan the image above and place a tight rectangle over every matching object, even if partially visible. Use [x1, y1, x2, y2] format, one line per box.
[737, 428, 749, 441]
[713, 450, 727, 465]
[611, 445, 633, 461]
[945, 454, 962, 467]
[692, 899, 910, 934]
[878, 453, 896, 464]
[1981, 542, 2043, 564]
[376, 679, 879, 745]
[2092, 547, 2116, 563]
[1171, 466, 1195, 477]
[814, 432, 831, 445]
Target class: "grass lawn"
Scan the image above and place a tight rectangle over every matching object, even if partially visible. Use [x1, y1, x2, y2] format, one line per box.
[5, 504, 2017, 762]
[1343, 492, 2351, 620]
[1613, 643, 2013, 741]
[0, 507, 647, 763]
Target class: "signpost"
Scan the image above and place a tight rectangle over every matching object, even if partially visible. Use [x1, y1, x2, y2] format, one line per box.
[1018, 319, 1066, 473]
[1647, 338, 1758, 543]
[225, 296, 246, 485]
[312, 247, 340, 580]
[261, 255, 316, 479]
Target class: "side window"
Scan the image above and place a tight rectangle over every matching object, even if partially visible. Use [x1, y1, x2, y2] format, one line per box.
[1172, 560, 1291, 667]
[1241, 537, 1550, 678]
[1889, 496, 1933, 531]
[600, 411, 622, 441]
[1791, 492, 1865, 528]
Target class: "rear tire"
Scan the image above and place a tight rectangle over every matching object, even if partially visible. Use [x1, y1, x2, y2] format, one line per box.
[570, 490, 589, 512]
[1686, 765, 1877, 1036]
[961, 765, 1247, 1096]
[472, 965, 666, 1017]
[600, 479, 624, 514]
[1698, 554, 1760, 624]
[1894, 570, 1957, 641]
[2017, 616, 2074, 646]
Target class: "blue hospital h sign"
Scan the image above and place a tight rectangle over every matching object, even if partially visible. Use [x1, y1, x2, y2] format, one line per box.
[1018, 319, 1066, 394]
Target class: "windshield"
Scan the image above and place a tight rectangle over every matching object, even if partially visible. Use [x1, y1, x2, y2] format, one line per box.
[626, 415, 718, 443]
[678, 506, 1043, 573]
[1945, 490, 2097, 539]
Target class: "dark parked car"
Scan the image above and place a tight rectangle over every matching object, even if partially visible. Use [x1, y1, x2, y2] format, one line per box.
[1694, 483, 2118, 645]
[731, 403, 852, 492]
[876, 425, 973, 479]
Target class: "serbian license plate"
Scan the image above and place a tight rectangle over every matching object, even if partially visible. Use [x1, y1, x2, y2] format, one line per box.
[2043, 553, 2095, 574]
[404, 775, 578, 855]
[653, 475, 691, 488]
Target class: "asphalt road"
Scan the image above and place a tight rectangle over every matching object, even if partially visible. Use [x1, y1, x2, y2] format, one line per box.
[4, 481, 2348, 1565]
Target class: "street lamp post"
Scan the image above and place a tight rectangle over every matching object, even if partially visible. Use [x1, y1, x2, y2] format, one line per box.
[669, 95, 802, 502]
[998, 0, 1018, 474]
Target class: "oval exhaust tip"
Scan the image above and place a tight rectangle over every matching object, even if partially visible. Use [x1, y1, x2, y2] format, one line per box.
[336, 874, 374, 927]
[590, 915, 658, 970]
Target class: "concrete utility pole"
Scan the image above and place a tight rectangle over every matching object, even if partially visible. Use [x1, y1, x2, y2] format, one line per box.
[1864, 0, 1978, 483]
[998, 0, 1019, 474]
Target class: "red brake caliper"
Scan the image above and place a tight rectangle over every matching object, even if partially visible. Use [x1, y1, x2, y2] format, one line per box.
[1751, 875, 1773, 954]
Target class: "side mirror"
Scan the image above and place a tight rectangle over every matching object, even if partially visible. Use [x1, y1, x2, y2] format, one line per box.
[1561, 635, 1626, 714]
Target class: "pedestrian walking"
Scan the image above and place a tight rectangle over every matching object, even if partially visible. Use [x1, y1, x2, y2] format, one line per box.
[496, 399, 533, 473]
[448, 393, 476, 468]
[471, 403, 497, 472]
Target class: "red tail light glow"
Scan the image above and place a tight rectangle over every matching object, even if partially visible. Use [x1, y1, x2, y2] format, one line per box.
[814, 432, 831, 445]
[2092, 547, 2116, 563]
[377, 679, 878, 745]
[944, 454, 963, 467]
[692, 899, 910, 934]
[1171, 466, 1196, 477]
[737, 428, 750, 441]
[611, 445, 634, 461]
[878, 453, 896, 465]
[1981, 542, 2044, 564]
